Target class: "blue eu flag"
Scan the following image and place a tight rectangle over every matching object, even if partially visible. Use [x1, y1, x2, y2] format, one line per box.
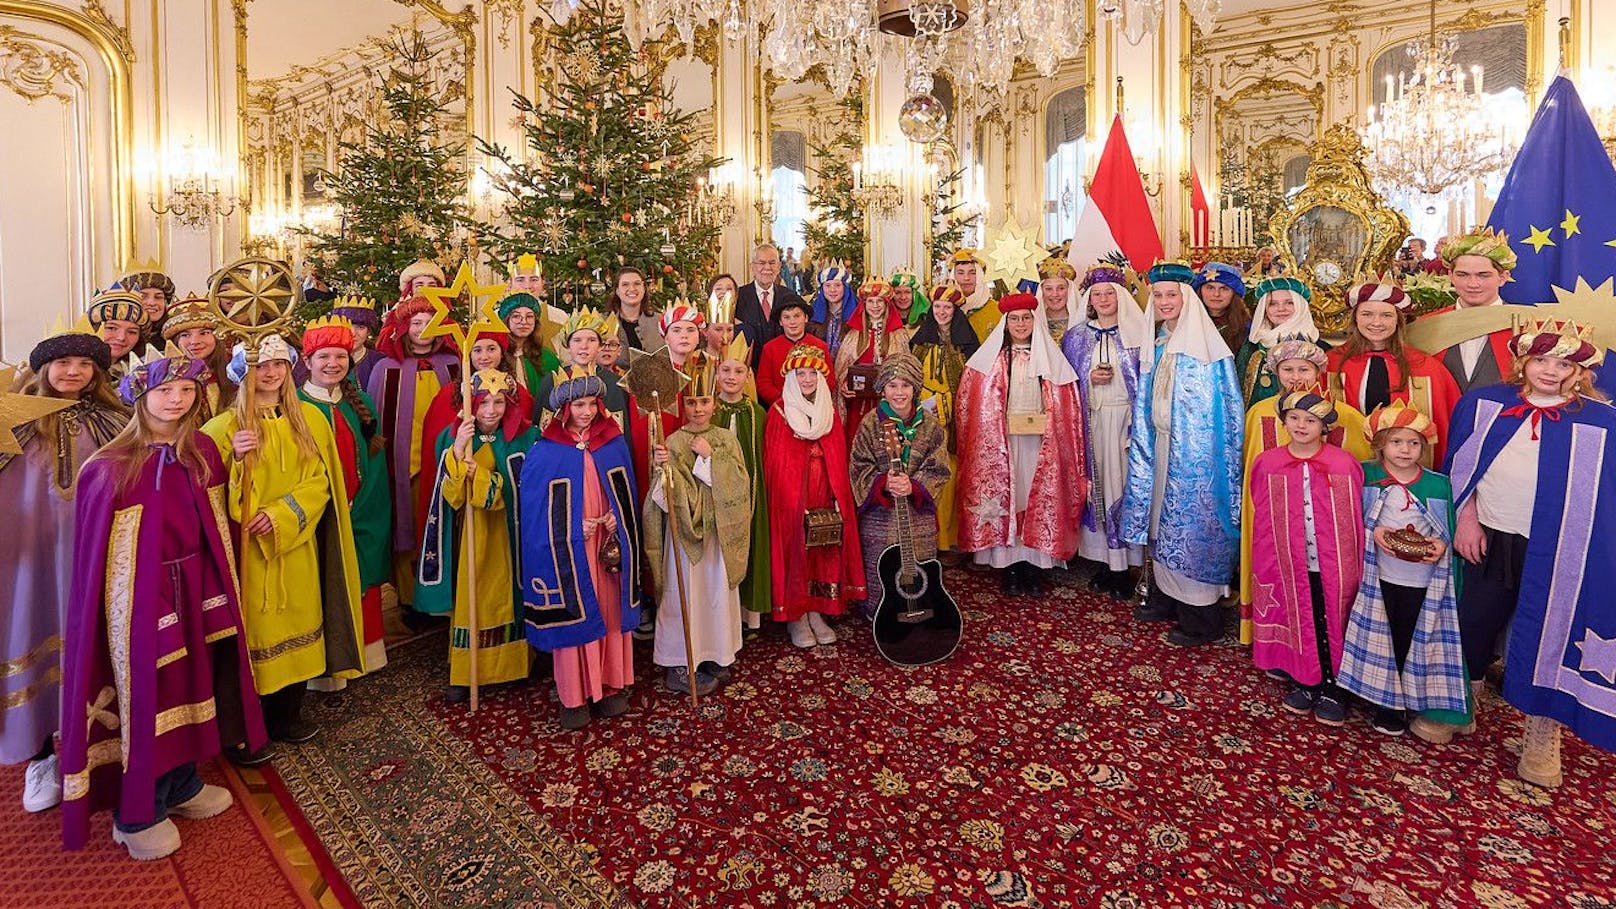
[1487, 75, 1616, 304]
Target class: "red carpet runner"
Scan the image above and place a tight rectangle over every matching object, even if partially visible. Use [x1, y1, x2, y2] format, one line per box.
[428, 567, 1616, 908]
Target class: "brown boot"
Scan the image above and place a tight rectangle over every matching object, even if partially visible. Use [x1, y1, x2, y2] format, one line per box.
[1516, 714, 1563, 789]
[1455, 680, 1483, 735]
[1410, 680, 1484, 745]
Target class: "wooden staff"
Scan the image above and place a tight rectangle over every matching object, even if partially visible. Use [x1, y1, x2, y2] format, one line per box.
[652, 390, 700, 708]
[458, 355, 481, 714]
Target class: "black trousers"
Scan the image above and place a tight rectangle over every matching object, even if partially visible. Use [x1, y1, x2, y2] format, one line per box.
[1457, 528, 1529, 681]
[260, 683, 306, 738]
[1304, 571, 1339, 694]
[1380, 581, 1427, 671]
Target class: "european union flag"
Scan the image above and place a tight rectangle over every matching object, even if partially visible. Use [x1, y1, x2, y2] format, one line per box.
[1488, 75, 1616, 304]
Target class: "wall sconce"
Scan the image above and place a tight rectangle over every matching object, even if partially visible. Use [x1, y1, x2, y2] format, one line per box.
[851, 142, 907, 220]
[754, 176, 777, 226]
[690, 163, 738, 229]
[147, 136, 240, 231]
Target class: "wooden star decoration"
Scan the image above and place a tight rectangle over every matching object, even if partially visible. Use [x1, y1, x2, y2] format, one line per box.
[1406, 277, 1616, 356]
[419, 263, 509, 349]
[0, 367, 77, 455]
[621, 348, 690, 418]
[982, 216, 1046, 288]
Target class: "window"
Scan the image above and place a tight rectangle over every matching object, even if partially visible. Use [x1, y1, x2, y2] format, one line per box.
[770, 130, 808, 252]
[1044, 87, 1086, 243]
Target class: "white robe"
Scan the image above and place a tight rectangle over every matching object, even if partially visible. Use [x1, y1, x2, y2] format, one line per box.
[650, 455, 743, 668]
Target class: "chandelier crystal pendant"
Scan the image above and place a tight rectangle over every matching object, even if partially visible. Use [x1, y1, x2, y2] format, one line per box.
[1359, 0, 1519, 200]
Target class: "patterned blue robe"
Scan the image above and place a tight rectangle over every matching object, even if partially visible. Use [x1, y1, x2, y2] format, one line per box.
[1120, 336, 1243, 586]
[1446, 385, 1616, 751]
[1061, 322, 1141, 549]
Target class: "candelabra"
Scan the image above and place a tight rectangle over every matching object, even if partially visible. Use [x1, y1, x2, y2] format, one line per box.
[691, 173, 737, 229]
[147, 137, 240, 230]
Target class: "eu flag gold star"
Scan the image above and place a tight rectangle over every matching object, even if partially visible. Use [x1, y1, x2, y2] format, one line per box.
[1561, 210, 1582, 238]
[1524, 225, 1556, 253]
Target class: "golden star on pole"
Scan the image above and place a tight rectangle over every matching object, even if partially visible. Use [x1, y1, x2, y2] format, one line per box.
[419, 262, 510, 349]
[982, 216, 1046, 288]
[621, 347, 690, 417]
[0, 367, 77, 455]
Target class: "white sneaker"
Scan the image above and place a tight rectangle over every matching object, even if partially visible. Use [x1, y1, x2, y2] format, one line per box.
[806, 611, 837, 645]
[787, 617, 817, 648]
[22, 754, 61, 813]
[113, 817, 181, 861]
[170, 783, 233, 820]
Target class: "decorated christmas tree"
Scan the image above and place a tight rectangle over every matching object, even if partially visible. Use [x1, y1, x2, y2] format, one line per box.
[801, 94, 867, 278]
[296, 31, 471, 313]
[474, 0, 724, 309]
[927, 165, 972, 278]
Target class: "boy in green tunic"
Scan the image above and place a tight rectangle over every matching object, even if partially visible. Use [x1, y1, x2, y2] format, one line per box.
[714, 333, 771, 635]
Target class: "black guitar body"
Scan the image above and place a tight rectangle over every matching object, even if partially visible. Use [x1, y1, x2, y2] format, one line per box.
[871, 544, 963, 666]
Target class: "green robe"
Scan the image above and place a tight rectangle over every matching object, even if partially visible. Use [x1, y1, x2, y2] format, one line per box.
[514, 350, 561, 396]
[643, 423, 751, 592]
[716, 396, 771, 614]
[299, 385, 393, 589]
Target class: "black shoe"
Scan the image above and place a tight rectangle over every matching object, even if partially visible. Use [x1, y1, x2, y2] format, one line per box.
[444, 685, 469, 705]
[400, 609, 445, 633]
[1132, 598, 1175, 622]
[1021, 565, 1048, 597]
[1106, 570, 1136, 599]
[698, 661, 732, 683]
[558, 705, 591, 730]
[1000, 569, 1022, 596]
[1166, 627, 1221, 647]
[271, 720, 319, 744]
[1371, 707, 1409, 736]
[594, 692, 631, 718]
[633, 612, 656, 641]
[225, 743, 273, 767]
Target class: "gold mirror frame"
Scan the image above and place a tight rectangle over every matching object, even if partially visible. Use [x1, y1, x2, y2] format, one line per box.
[1269, 124, 1410, 335]
[233, 0, 478, 247]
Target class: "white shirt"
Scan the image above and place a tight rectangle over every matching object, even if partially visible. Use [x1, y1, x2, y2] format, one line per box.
[1457, 297, 1504, 378]
[1474, 393, 1562, 538]
[1375, 479, 1439, 588]
[1301, 461, 1320, 572]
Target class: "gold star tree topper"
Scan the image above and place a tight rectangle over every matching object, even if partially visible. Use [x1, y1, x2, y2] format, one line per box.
[982, 216, 1046, 288]
[0, 367, 77, 455]
[418, 262, 510, 349]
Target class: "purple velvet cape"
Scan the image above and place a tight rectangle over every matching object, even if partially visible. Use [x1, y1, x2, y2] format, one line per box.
[365, 351, 459, 550]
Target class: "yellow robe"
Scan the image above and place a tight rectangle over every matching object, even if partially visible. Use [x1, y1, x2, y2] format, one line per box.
[1236, 399, 1372, 643]
[438, 444, 531, 687]
[967, 299, 1002, 343]
[203, 404, 366, 694]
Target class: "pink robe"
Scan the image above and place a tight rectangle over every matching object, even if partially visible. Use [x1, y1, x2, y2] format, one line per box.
[1248, 444, 1365, 686]
[551, 448, 634, 708]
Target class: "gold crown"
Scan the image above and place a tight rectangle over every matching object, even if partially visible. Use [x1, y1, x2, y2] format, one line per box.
[562, 305, 618, 341]
[706, 287, 736, 324]
[723, 331, 751, 365]
[683, 352, 716, 398]
[507, 253, 543, 279]
[1038, 254, 1078, 281]
[470, 368, 517, 398]
[330, 294, 376, 313]
[119, 255, 163, 274]
[160, 295, 218, 340]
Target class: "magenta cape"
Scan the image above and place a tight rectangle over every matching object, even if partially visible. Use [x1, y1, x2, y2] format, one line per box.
[60, 436, 266, 848]
[1248, 444, 1365, 686]
[953, 362, 1087, 560]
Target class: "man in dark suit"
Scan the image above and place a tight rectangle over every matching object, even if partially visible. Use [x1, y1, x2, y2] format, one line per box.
[734, 242, 805, 365]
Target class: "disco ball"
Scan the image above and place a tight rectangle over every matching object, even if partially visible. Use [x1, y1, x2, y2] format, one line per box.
[898, 92, 948, 144]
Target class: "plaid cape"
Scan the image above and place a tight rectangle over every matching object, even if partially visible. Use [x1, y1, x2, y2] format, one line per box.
[1337, 464, 1471, 719]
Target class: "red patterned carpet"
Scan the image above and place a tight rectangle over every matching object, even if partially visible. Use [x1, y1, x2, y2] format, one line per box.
[415, 566, 1616, 909]
[0, 761, 318, 909]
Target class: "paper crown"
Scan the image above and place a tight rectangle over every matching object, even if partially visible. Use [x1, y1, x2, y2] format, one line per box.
[470, 368, 517, 400]
[86, 288, 150, 331]
[947, 248, 984, 267]
[1145, 261, 1195, 284]
[329, 294, 379, 328]
[1193, 262, 1246, 297]
[1255, 275, 1312, 302]
[118, 346, 211, 405]
[225, 335, 297, 384]
[398, 258, 446, 292]
[1438, 226, 1517, 272]
[723, 330, 751, 366]
[889, 266, 922, 289]
[561, 305, 618, 343]
[1038, 254, 1078, 282]
[817, 261, 852, 285]
[159, 294, 217, 341]
[116, 261, 175, 299]
[506, 253, 543, 279]
[658, 300, 706, 335]
[301, 315, 358, 356]
[781, 343, 829, 377]
[1348, 276, 1411, 311]
[683, 354, 716, 398]
[548, 364, 607, 411]
[1278, 384, 1337, 426]
[706, 287, 737, 325]
[1510, 317, 1604, 368]
[1080, 264, 1130, 292]
[1365, 399, 1437, 444]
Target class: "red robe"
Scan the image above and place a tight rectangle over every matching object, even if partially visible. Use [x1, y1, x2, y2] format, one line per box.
[756, 333, 835, 411]
[1327, 347, 1461, 465]
[954, 361, 1087, 560]
[764, 401, 864, 618]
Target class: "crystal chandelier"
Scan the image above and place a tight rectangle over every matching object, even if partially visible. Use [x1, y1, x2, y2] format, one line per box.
[1359, 0, 1519, 200]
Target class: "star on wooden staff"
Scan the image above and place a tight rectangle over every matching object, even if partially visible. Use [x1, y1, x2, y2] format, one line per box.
[982, 216, 1046, 288]
[418, 262, 510, 350]
[621, 348, 690, 418]
[0, 366, 77, 455]
[207, 257, 298, 344]
[1406, 277, 1616, 356]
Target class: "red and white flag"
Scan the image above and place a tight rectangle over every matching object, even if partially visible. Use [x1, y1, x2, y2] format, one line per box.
[1083, 114, 1164, 273]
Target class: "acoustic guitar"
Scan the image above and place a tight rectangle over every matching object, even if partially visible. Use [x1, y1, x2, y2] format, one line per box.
[871, 421, 963, 666]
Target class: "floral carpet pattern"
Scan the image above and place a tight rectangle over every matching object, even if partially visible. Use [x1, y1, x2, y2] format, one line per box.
[282, 565, 1616, 908]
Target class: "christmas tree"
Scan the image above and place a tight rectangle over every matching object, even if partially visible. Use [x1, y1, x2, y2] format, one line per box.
[927, 165, 971, 279]
[801, 94, 867, 279]
[474, 0, 724, 309]
[296, 31, 471, 314]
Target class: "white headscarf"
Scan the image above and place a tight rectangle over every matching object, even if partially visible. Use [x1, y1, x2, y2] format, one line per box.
[1141, 281, 1232, 373]
[965, 304, 1079, 385]
[782, 369, 835, 440]
[1248, 288, 1320, 348]
[1079, 281, 1152, 353]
